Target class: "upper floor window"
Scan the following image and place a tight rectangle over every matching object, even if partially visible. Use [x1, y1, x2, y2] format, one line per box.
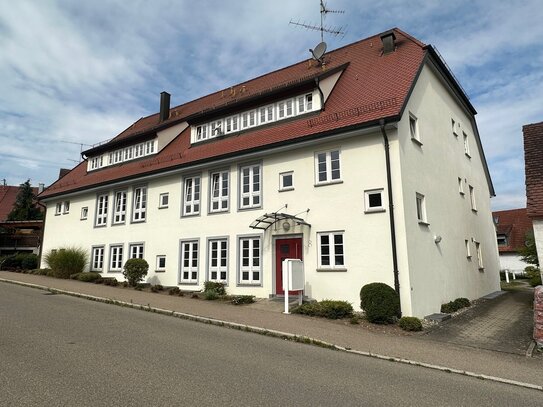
[458, 177, 465, 195]
[95, 194, 109, 227]
[416, 193, 427, 224]
[469, 185, 477, 211]
[298, 94, 313, 113]
[409, 113, 421, 144]
[196, 125, 208, 141]
[225, 116, 238, 134]
[113, 191, 127, 224]
[315, 149, 341, 184]
[80, 207, 88, 220]
[132, 186, 147, 222]
[364, 189, 384, 212]
[259, 105, 274, 124]
[475, 241, 484, 269]
[497, 234, 508, 246]
[55, 202, 62, 215]
[183, 175, 201, 216]
[145, 140, 155, 155]
[279, 171, 294, 191]
[159, 192, 169, 209]
[239, 164, 261, 209]
[87, 139, 157, 172]
[62, 201, 70, 214]
[463, 132, 471, 157]
[210, 120, 223, 137]
[210, 170, 229, 213]
[452, 118, 459, 137]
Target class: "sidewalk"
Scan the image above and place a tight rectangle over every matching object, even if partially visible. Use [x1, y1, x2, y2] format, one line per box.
[1, 271, 541, 390]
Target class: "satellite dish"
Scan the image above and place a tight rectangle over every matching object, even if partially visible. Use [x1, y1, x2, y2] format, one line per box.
[310, 41, 327, 61]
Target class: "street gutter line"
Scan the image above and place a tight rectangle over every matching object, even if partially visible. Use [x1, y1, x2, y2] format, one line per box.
[2, 278, 541, 393]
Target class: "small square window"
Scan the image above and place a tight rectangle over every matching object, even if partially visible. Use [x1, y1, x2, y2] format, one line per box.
[279, 172, 294, 191]
[364, 189, 384, 212]
[159, 193, 169, 208]
[81, 207, 88, 220]
[156, 255, 166, 272]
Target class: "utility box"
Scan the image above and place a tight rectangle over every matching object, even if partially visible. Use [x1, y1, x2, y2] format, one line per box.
[282, 258, 304, 291]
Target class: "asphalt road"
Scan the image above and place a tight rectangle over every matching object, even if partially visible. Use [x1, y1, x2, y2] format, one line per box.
[0, 283, 541, 406]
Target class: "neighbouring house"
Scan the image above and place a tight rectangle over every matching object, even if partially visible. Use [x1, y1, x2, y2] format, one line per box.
[38, 28, 500, 317]
[524, 121, 543, 275]
[0, 184, 44, 255]
[492, 208, 532, 275]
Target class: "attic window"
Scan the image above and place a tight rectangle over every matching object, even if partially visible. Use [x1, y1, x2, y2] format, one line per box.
[497, 234, 507, 246]
[86, 139, 158, 172]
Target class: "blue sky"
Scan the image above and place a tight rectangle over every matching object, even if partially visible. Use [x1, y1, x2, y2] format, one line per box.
[1, 0, 541, 210]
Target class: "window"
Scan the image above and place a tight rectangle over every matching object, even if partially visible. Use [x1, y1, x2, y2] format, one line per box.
[145, 140, 155, 155]
[465, 239, 471, 258]
[239, 236, 261, 285]
[409, 114, 421, 144]
[242, 112, 249, 129]
[416, 193, 427, 224]
[317, 231, 345, 269]
[279, 171, 294, 191]
[364, 189, 384, 212]
[239, 164, 261, 209]
[298, 94, 313, 113]
[159, 193, 169, 208]
[259, 105, 274, 124]
[113, 191, 127, 224]
[452, 118, 459, 137]
[458, 177, 465, 195]
[180, 240, 199, 284]
[183, 176, 201, 216]
[81, 207, 88, 220]
[62, 201, 70, 214]
[134, 143, 144, 158]
[112, 150, 122, 164]
[109, 245, 123, 272]
[469, 185, 477, 211]
[278, 102, 285, 119]
[497, 234, 508, 246]
[286, 99, 293, 117]
[249, 110, 256, 127]
[208, 239, 228, 282]
[156, 255, 166, 272]
[475, 241, 483, 269]
[225, 115, 238, 133]
[463, 132, 470, 157]
[91, 246, 104, 272]
[132, 186, 147, 222]
[95, 194, 109, 227]
[124, 147, 133, 161]
[129, 243, 144, 259]
[315, 150, 341, 184]
[210, 171, 229, 213]
[211, 120, 223, 137]
[196, 125, 208, 141]
[55, 202, 62, 215]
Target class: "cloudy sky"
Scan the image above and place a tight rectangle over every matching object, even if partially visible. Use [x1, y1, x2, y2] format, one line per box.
[1, 0, 541, 210]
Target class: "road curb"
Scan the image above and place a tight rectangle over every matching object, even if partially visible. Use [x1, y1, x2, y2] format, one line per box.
[2, 277, 542, 392]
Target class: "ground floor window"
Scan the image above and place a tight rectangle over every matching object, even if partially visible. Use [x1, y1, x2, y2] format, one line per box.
[317, 231, 345, 269]
[91, 246, 104, 271]
[239, 236, 261, 285]
[208, 238, 228, 282]
[109, 245, 124, 272]
[179, 240, 199, 284]
[156, 255, 166, 272]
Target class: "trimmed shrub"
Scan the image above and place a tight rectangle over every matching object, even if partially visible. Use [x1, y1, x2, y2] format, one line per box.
[441, 297, 471, 314]
[231, 295, 255, 305]
[453, 297, 471, 309]
[292, 300, 353, 319]
[102, 277, 118, 286]
[77, 272, 101, 283]
[122, 258, 149, 287]
[21, 254, 38, 270]
[0, 253, 37, 270]
[150, 284, 164, 293]
[204, 290, 219, 300]
[203, 281, 226, 296]
[399, 316, 423, 332]
[525, 266, 542, 287]
[168, 287, 181, 295]
[44, 248, 88, 279]
[360, 283, 400, 324]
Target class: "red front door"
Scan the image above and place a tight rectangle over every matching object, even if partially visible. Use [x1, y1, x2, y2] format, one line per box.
[275, 238, 303, 295]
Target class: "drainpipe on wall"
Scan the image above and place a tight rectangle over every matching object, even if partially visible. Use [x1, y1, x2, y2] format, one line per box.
[36, 201, 47, 267]
[380, 119, 401, 312]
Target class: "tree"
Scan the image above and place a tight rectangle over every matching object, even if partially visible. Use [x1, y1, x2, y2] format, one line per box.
[7, 180, 43, 221]
[518, 231, 539, 267]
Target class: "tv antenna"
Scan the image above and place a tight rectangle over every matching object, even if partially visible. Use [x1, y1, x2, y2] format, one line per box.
[59, 140, 93, 163]
[289, 0, 346, 42]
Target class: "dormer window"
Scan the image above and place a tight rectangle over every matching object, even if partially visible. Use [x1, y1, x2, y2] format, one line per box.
[196, 125, 208, 141]
[298, 94, 313, 113]
[211, 120, 223, 137]
[87, 139, 158, 172]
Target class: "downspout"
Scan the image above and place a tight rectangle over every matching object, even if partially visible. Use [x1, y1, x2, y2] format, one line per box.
[380, 119, 401, 310]
[36, 201, 47, 268]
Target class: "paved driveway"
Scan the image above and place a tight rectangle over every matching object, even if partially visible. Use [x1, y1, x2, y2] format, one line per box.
[425, 285, 535, 356]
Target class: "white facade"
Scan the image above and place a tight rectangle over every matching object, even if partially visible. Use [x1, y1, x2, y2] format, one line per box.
[40, 60, 500, 317]
[534, 220, 543, 278]
[498, 253, 527, 275]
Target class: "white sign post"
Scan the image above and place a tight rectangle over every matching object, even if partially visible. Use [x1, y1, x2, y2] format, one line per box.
[282, 258, 304, 314]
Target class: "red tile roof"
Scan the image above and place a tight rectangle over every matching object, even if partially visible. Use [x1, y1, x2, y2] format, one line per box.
[40, 28, 433, 199]
[0, 186, 40, 222]
[493, 208, 533, 253]
[524, 121, 543, 219]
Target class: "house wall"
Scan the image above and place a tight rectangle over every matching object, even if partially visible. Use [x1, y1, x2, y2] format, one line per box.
[498, 253, 528, 274]
[395, 63, 500, 317]
[41, 129, 400, 310]
[534, 220, 543, 275]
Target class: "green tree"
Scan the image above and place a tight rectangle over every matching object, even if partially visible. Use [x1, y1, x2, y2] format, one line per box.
[518, 231, 539, 267]
[7, 180, 43, 221]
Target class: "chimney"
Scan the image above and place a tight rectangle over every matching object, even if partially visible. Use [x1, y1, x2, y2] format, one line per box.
[38, 183, 45, 193]
[380, 30, 396, 55]
[58, 168, 70, 179]
[159, 91, 171, 122]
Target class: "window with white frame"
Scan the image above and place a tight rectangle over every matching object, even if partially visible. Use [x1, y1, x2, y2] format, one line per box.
[62, 201, 70, 214]
[81, 207, 88, 220]
[208, 239, 228, 282]
[196, 125, 208, 141]
[416, 193, 427, 223]
[145, 140, 155, 155]
[210, 171, 229, 213]
[156, 255, 166, 272]
[315, 150, 341, 184]
[239, 236, 261, 284]
[451, 118, 458, 136]
[497, 234, 507, 246]
[124, 147, 133, 161]
[279, 171, 294, 191]
[364, 189, 384, 212]
[409, 113, 421, 144]
[211, 120, 223, 137]
[109, 245, 123, 272]
[225, 116, 238, 133]
[129, 243, 144, 259]
[475, 241, 483, 269]
[463, 132, 470, 157]
[458, 177, 465, 195]
[183, 176, 201, 216]
[112, 191, 127, 224]
[469, 185, 476, 211]
[239, 164, 261, 209]
[132, 186, 147, 222]
[134, 143, 144, 158]
[179, 240, 198, 284]
[298, 93, 313, 113]
[91, 246, 104, 272]
[259, 105, 274, 124]
[465, 239, 471, 258]
[249, 110, 256, 127]
[113, 150, 122, 164]
[95, 194, 109, 226]
[317, 231, 345, 269]
[55, 202, 62, 215]
[159, 193, 169, 208]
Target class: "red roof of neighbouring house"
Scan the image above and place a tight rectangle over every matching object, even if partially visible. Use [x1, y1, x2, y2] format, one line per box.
[524, 121, 543, 219]
[39, 28, 482, 200]
[493, 208, 533, 253]
[0, 185, 40, 222]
